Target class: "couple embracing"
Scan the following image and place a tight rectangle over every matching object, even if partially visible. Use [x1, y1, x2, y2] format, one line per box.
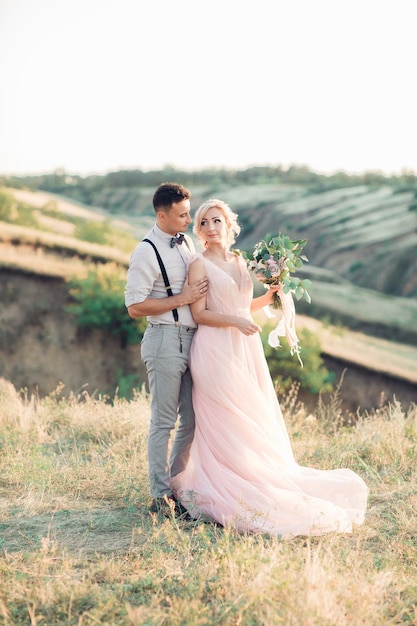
[125, 182, 368, 538]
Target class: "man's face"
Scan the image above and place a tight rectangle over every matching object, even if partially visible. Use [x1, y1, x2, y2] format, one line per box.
[159, 199, 192, 235]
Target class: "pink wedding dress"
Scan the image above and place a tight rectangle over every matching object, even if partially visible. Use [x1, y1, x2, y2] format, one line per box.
[172, 254, 368, 537]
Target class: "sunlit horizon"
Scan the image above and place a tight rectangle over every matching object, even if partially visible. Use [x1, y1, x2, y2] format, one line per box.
[2, 160, 417, 180]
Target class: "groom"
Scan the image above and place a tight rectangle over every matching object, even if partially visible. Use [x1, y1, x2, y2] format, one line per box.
[125, 182, 208, 517]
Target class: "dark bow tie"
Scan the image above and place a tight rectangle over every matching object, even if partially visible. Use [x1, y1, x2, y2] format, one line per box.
[170, 233, 185, 247]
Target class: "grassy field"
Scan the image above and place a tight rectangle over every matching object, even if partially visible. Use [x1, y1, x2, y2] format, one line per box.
[295, 315, 417, 385]
[0, 378, 416, 625]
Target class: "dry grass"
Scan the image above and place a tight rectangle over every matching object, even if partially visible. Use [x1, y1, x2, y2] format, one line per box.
[0, 378, 416, 625]
[5, 187, 121, 225]
[0, 239, 89, 279]
[295, 315, 417, 384]
[308, 281, 417, 334]
[0, 222, 130, 266]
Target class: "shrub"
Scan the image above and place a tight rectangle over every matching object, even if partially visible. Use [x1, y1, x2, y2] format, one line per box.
[66, 263, 146, 347]
[349, 260, 364, 272]
[73, 217, 137, 253]
[262, 326, 334, 394]
[73, 219, 112, 245]
[0, 189, 39, 227]
[0, 190, 13, 221]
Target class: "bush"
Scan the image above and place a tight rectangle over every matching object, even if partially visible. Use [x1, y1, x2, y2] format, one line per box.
[73, 219, 112, 245]
[261, 326, 334, 394]
[0, 189, 39, 227]
[66, 263, 146, 347]
[0, 190, 13, 221]
[73, 217, 137, 253]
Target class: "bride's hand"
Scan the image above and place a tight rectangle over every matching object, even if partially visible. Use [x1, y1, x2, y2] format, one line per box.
[235, 317, 261, 335]
[264, 286, 280, 306]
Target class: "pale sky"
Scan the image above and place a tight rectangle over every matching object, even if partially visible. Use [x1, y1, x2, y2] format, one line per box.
[1, 0, 416, 177]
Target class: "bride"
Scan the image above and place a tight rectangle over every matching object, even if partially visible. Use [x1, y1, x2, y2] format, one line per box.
[171, 198, 368, 537]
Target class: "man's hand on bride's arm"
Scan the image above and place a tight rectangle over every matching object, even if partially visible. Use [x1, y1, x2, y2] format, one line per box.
[180, 276, 208, 305]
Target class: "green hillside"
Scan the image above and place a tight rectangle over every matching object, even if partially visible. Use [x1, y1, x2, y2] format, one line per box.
[1, 181, 417, 405]
[2, 168, 417, 297]
[6, 167, 415, 298]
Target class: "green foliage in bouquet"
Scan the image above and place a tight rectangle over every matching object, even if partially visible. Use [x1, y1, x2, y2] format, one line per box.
[242, 232, 312, 306]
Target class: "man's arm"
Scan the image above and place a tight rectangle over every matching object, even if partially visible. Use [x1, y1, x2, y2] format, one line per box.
[127, 276, 208, 319]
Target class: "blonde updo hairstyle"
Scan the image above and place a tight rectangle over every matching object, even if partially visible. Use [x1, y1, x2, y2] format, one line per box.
[193, 199, 241, 249]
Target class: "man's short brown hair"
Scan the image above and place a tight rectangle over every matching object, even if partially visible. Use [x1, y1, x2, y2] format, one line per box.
[152, 182, 191, 212]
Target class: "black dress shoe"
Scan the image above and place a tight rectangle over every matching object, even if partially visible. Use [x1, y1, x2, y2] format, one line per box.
[149, 495, 192, 520]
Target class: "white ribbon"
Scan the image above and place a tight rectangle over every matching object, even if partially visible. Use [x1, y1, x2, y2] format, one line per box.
[263, 284, 303, 367]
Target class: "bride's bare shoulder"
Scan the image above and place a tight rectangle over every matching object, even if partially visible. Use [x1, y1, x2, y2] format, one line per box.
[188, 254, 205, 279]
[188, 252, 204, 267]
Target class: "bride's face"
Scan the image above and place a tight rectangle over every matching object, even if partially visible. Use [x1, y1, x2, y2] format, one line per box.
[200, 207, 228, 245]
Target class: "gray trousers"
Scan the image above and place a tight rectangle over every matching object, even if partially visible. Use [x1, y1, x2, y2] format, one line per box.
[140, 323, 196, 498]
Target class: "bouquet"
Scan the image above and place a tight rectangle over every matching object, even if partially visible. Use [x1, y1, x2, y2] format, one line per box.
[242, 233, 312, 366]
[244, 232, 311, 307]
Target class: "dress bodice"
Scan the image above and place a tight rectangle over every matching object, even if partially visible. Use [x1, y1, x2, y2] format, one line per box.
[190, 253, 253, 316]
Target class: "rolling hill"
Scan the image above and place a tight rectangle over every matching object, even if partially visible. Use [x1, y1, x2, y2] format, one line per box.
[0, 182, 416, 409]
[6, 180, 416, 341]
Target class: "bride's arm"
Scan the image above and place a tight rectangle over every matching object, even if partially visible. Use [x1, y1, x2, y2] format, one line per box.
[251, 286, 279, 312]
[189, 259, 261, 335]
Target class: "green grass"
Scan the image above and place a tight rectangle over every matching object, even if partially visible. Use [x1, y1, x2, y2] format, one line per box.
[0, 378, 416, 625]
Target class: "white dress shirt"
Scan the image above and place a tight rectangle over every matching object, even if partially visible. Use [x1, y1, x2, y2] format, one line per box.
[124, 224, 197, 327]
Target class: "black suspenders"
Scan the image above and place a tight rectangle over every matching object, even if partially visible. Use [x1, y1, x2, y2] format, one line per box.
[143, 238, 179, 323]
